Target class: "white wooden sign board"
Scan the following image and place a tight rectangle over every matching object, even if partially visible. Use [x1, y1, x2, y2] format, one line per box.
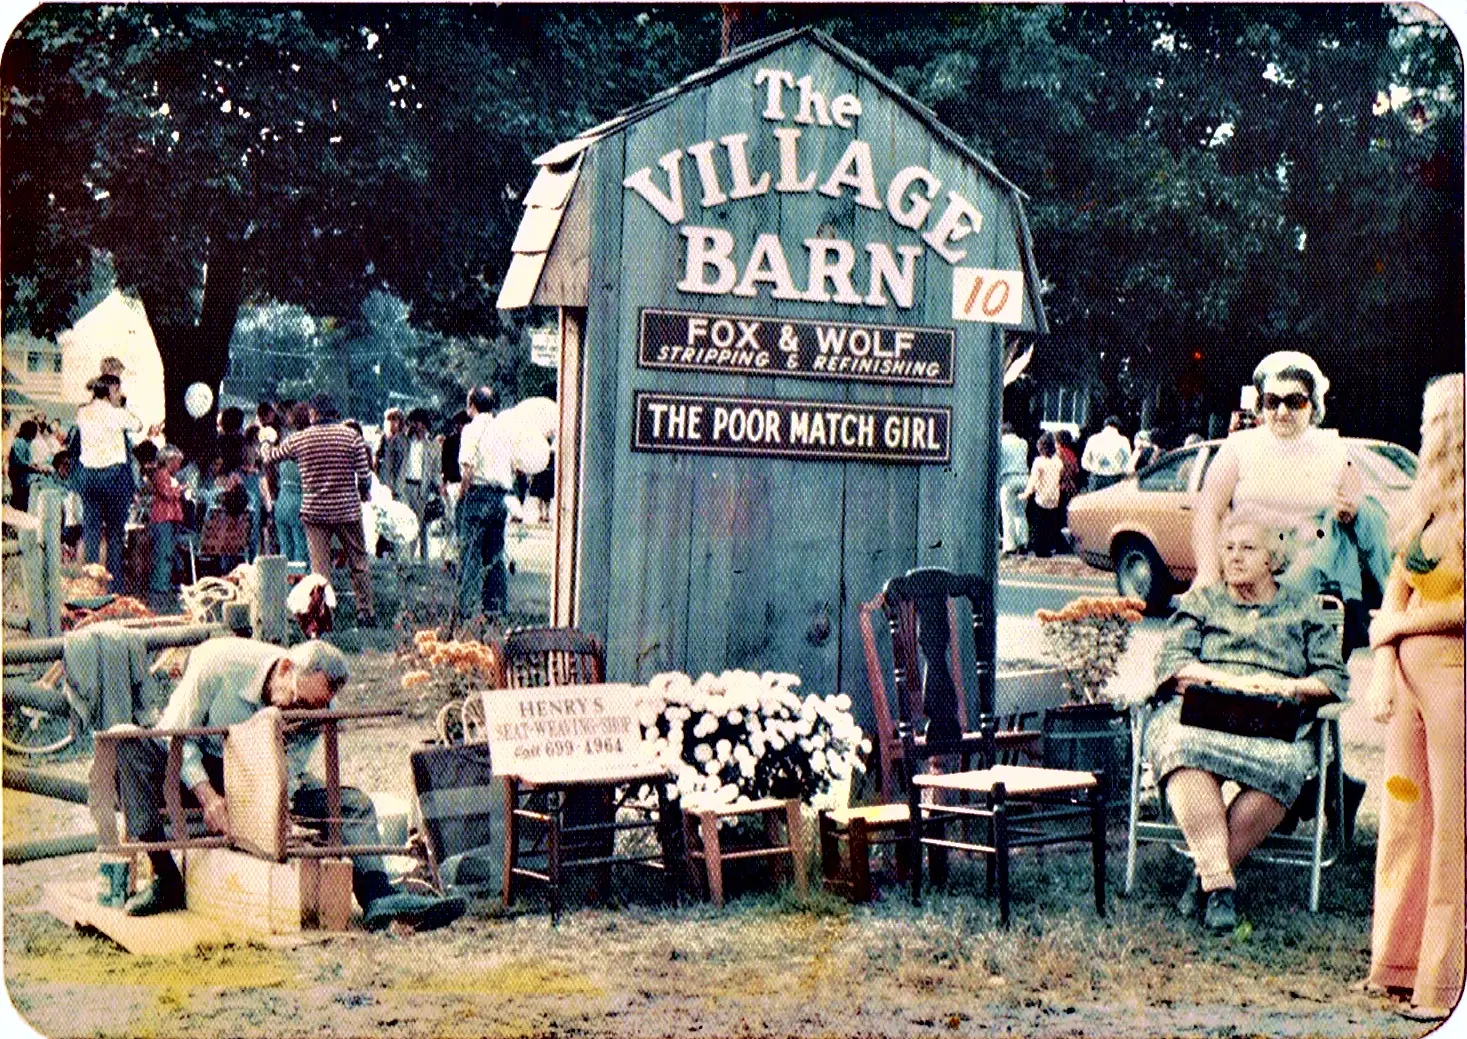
[951, 267, 1025, 325]
[481, 682, 656, 781]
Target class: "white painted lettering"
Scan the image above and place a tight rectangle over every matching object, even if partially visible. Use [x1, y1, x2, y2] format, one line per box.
[802, 238, 863, 305]
[887, 165, 941, 230]
[685, 140, 728, 208]
[754, 67, 796, 120]
[923, 191, 985, 263]
[830, 93, 862, 128]
[773, 128, 817, 192]
[647, 401, 669, 436]
[622, 150, 686, 224]
[721, 134, 771, 200]
[864, 244, 921, 308]
[817, 139, 882, 210]
[732, 234, 802, 300]
[795, 75, 833, 127]
[678, 226, 738, 294]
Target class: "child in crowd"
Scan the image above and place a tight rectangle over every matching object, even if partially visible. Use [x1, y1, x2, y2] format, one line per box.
[149, 446, 185, 609]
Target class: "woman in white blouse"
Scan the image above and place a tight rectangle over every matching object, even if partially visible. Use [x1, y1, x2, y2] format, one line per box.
[75, 373, 142, 591]
[1020, 431, 1066, 558]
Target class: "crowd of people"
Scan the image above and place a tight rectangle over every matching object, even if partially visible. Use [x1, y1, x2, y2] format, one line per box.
[1000, 414, 1158, 559]
[1, 363, 554, 629]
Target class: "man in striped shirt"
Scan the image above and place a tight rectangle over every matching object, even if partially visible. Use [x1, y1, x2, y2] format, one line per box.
[260, 394, 376, 626]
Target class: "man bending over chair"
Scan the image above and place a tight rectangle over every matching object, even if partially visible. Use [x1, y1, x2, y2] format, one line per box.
[115, 637, 466, 932]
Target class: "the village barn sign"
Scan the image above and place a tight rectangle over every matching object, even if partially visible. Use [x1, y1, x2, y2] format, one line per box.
[621, 67, 1023, 322]
[497, 27, 1049, 703]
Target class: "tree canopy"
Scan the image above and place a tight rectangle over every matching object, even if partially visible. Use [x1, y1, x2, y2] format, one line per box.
[3, 5, 1460, 451]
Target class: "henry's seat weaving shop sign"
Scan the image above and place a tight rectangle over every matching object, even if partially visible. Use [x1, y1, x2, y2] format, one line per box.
[481, 683, 657, 782]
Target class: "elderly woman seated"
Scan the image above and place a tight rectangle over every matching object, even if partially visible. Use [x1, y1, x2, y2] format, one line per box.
[1149, 507, 1348, 931]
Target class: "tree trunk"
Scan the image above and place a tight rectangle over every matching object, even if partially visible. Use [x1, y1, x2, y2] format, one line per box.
[720, 5, 768, 57]
[139, 222, 245, 464]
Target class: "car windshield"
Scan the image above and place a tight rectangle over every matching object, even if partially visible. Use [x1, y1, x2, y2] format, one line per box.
[1137, 447, 1199, 492]
[1351, 443, 1417, 490]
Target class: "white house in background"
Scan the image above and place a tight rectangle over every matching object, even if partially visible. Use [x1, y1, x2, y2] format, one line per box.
[58, 290, 165, 427]
[1, 330, 67, 427]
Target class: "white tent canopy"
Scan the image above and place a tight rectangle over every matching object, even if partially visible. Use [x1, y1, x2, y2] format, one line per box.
[58, 290, 166, 427]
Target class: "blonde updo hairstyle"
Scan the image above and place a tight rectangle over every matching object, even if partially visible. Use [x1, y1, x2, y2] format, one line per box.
[1218, 506, 1293, 576]
[1393, 374, 1464, 572]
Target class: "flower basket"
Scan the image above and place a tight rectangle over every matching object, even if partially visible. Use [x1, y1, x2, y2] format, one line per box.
[640, 670, 870, 813]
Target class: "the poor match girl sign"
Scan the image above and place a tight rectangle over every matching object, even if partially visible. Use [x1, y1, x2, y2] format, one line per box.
[498, 28, 1048, 707]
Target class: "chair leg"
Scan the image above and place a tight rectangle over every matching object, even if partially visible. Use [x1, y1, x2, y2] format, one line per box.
[784, 800, 808, 900]
[849, 817, 872, 904]
[658, 783, 682, 907]
[1126, 710, 1144, 896]
[547, 789, 563, 925]
[907, 785, 923, 907]
[1091, 782, 1107, 917]
[994, 785, 1010, 929]
[818, 811, 841, 894]
[699, 812, 724, 908]
[501, 776, 519, 908]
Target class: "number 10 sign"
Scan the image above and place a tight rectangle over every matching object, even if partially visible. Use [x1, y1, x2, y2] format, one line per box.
[952, 267, 1025, 325]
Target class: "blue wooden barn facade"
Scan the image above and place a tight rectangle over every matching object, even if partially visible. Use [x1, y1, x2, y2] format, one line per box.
[499, 28, 1047, 731]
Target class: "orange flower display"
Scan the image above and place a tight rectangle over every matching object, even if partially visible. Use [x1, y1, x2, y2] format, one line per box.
[1035, 596, 1146, 704]
[400, 628, 504, 713]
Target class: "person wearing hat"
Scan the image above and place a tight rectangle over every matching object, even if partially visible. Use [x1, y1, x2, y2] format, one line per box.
[113, 637, 467, 932]
[1193, 349, 1380, 834]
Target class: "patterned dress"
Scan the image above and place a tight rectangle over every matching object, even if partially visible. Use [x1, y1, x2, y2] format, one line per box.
[1147, 582, 1349, 804]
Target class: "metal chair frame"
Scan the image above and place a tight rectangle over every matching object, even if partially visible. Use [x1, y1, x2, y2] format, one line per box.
[1123, 594, 1353, 912]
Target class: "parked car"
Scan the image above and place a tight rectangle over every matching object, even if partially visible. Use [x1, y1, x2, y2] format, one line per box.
[1065, 437, 1418, 613]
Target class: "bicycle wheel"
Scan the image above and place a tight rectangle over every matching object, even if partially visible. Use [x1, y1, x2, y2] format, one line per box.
[2, 703, 78, 756]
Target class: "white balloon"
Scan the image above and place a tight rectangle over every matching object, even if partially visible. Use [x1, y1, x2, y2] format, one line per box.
[183, 382, 215, 419]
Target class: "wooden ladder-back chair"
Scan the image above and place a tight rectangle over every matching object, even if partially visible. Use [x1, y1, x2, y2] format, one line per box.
[1124, 594, 1352, 912]
[886, 568, 1107, 927]
[498, 625, 618, 909]
[860, 581, 1041, 799]
[503, 626, 605, 688]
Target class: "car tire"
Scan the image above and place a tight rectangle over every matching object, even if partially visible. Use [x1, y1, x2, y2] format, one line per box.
[1113, 538, 1172, 615]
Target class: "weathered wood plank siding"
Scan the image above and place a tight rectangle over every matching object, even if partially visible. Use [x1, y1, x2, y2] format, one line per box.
[535, 33, 1043, 736]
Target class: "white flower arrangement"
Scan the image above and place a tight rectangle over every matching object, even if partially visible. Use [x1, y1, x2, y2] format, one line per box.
[640, 670, 871, 810]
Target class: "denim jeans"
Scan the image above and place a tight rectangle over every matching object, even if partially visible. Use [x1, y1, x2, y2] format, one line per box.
[80, 463, 134, 591]
[456, 485, 508, 619]
[273, 491, 308, 564]
[150, 520, 176, 596]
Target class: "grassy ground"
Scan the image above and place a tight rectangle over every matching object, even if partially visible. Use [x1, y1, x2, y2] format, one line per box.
[3, 815, 1428, 1039]
[0, 545, 1442, 1037]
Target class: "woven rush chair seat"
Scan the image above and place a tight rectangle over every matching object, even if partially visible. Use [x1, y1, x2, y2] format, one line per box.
[682, 797, 807, 907]
[818, 802, 912, 903]
[877, 568, 1108, 928]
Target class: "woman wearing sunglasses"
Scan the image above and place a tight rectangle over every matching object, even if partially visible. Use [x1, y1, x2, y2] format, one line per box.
[1193, 350, 1389, 613]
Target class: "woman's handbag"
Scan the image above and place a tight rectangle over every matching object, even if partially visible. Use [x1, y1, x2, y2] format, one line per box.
[1179, 684, 1308, 742]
